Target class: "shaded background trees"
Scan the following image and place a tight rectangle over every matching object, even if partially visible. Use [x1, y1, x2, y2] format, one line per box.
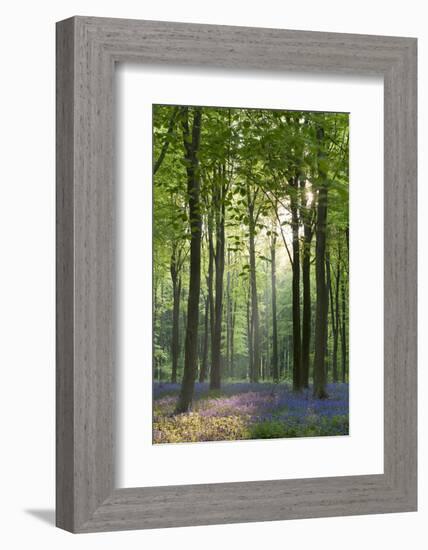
[153, 104, 349, 411]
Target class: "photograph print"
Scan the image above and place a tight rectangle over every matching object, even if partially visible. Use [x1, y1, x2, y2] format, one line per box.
[152, 104, 349, 444]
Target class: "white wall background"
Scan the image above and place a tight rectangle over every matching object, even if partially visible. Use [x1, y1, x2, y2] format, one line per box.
[0, 1, 424, 548]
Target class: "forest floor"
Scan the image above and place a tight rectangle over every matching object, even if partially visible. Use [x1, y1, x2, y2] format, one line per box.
[153, 382, 349, 444]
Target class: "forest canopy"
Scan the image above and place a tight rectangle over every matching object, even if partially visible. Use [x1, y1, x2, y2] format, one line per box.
[152, 104, 349, 442]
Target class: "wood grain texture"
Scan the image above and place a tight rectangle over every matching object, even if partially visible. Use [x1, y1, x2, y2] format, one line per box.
[56, 18, 75, 532]
[56, 16, 417, 533]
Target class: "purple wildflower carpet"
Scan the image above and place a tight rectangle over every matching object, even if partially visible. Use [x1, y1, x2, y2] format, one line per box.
[153, 382, 349, 444]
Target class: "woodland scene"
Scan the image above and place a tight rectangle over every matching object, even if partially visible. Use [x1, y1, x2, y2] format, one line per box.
[152, 104, 349, 444]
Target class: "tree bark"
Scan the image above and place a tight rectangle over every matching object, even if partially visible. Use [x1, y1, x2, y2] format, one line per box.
[325, 251, 332, 378]
[210, 166, 226, 390]
[230, 299, 237, 378]
[263, 260, 270, 380]
[176, 107, 203, 413]
[341, 272, 347, 383]
[153, 280, 159, 381]
[248, 199, 260, 383]
[271, 233, 279, 383]
[300, 179, 313, 389]
[330, 249, 340, 383]
[170, 246, 182, 383]
[226, 249, 232, 378]
[199, 294, 209, 383]
[313, 126, 329, 399]
[206, 214, 215, 383]
[290, 176, 302, 391]
[246, 283, 253, 381]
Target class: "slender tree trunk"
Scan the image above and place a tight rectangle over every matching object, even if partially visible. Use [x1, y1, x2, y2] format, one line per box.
[313, 126, 329, 399]
[177, 107, 202, 413]
[341, 228, 349, 383]
[264, 261, 270, 380]
[153, 281, 159, 381]
[205, 213, 215, 380]
[158, 281, 165, 381]
[301, 180, 313, 389]
[199, 294, 209, 382]
[230, 299, 237, 378]
[301, 242, 311, 388]
[290, 176, 302, 391]
[171, 276, 181, 384]
[210, 167, 226, 390]
[271, 233, 279, 382]
[330, 249, 340, 383]
[180, 287, 187, 369]
[248, 201, 260, 383]
[246, 284, 253, 381]
[341, 273, 347, 383]
[345, 225, 349, 259]
[210, 235, 224, 389]
[170, 246, 182, 383]
[325, 251, 332, 379]
[280, 336, 286, 379]
[226, 249, 232, 378]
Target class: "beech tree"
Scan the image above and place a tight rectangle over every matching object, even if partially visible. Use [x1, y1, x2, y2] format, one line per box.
[176, 106, 203, 413]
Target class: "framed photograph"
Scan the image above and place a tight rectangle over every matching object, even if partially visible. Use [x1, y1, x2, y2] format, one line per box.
[56, 16, 417, 532]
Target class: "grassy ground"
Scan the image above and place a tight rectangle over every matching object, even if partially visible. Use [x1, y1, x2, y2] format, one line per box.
[153, 382, 349, 444]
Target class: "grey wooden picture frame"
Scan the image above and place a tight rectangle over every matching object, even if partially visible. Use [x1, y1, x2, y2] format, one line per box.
[56, 16, 417, 533]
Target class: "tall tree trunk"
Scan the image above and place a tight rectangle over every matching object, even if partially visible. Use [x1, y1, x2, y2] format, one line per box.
[176, 107, 202, 413]
[325, 251, 332, 378]
[313, 126, 329, 399]
[341, 273, 347, 383]
[210, 166, 226, 390]
[271, 233, 279, 383]
[330, 249, 340, 383]
[230, 299, 237, 378]
[246, 284, 253, 381]
[157, 281, 165, 381]
[153, 280, 159, 381]
[226, 249, 232, 378]
[290, 176, 302, 391]
[199, 294, 209, 382]
[341, 227, 349, 383]
[206, 215, 215, 383]
[264, 260, 270, 380]
[301, 179, 313, 389]
[170, 245, 182, 383]
[345, 225, 349, 259]
[171, 278, 181, 383]
[248, 200, 260, 383]
[280, 336, 287, 379]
